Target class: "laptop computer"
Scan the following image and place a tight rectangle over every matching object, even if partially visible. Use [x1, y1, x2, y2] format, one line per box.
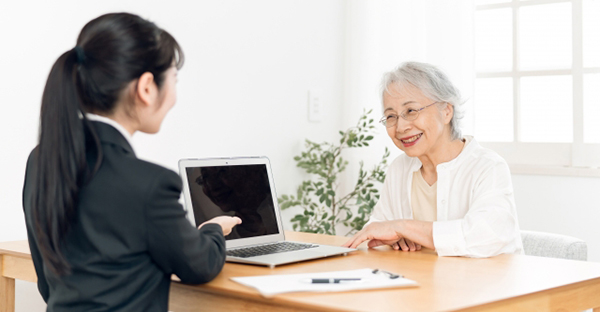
[179, 156, 356, 268]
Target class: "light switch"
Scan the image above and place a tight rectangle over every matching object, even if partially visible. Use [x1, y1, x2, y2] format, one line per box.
[308, 90, 322, 122]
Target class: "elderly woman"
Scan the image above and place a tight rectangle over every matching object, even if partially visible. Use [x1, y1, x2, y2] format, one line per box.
[343, 62, 523, 257]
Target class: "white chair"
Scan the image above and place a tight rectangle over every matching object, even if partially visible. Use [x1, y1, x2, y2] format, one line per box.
[521, 230, 587, 261]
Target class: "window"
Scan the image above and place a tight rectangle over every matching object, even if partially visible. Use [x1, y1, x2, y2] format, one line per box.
[473, 0, 600, 168]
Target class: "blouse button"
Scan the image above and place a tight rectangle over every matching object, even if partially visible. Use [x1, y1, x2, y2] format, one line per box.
[441, 199, 447, 205]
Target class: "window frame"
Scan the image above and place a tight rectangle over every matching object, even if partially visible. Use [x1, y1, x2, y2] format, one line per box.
[474, 0, 600, 169]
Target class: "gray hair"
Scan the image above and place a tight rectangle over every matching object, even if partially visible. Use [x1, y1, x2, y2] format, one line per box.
[381, 62, 465, 140]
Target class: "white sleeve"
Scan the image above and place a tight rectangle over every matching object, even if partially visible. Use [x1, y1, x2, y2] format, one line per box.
[366, 161, 402, 226]
[433, 161, 521, 257]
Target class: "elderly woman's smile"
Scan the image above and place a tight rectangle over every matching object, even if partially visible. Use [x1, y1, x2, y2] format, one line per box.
[399, 133, 422, 145]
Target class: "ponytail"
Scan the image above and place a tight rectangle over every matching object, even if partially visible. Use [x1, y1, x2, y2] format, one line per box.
[32, 48, 89, 275]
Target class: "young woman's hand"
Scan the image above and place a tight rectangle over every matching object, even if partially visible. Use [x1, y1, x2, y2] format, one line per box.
[199, 216, 242, 236]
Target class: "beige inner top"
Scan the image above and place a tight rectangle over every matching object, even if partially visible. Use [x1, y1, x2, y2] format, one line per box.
[411, 169, 437, 221]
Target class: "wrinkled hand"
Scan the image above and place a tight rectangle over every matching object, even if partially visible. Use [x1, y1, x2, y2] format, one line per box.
[198, 216, 242, 236]
[342, 221, 402, 249]
[393, 238, 421, 252]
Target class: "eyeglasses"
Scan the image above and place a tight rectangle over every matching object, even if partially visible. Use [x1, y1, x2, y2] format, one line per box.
[379, 101, 440, 128]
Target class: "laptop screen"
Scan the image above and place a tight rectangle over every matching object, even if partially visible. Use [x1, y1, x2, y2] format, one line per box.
[184, 164, 280, 240]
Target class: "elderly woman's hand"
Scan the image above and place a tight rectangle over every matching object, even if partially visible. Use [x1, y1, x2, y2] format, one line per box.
[394, 238, 422, 251]
[342, 221, 404, 249]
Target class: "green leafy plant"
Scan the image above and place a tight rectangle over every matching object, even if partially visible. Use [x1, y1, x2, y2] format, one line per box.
[278, 109, 390, 236]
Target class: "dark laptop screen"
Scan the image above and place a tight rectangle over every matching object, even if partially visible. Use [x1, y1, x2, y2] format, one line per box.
[185, 164, 279, 240]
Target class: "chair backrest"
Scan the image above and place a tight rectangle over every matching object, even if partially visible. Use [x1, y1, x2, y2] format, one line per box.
[520, 230, 587, 261]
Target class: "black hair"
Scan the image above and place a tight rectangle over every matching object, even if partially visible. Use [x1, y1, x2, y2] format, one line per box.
[32, 12, 184, 275]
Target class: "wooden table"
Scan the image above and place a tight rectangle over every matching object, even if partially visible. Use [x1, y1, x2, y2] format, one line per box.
[2, 232, 600, 312]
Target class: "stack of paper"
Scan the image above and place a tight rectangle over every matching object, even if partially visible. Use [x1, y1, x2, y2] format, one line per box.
[231, 268, 418, 297]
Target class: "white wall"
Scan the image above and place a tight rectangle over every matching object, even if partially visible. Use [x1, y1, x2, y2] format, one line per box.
[513, 174, 600, 262]
[0, 1, 345, 310]
[0, 0, 346, 240]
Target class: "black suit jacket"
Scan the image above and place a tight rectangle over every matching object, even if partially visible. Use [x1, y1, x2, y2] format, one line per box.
[22, 121, 226, 312]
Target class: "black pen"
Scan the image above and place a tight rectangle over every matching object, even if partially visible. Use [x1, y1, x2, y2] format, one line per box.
[307, 278, 362, 284]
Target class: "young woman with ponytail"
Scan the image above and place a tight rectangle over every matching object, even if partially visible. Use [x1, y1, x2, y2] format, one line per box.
[22, 13, 241, 311]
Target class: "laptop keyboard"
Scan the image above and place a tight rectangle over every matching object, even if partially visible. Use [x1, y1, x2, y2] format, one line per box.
[227, 242, 319, 258]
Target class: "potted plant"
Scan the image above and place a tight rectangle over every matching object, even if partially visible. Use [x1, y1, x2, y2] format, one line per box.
[278, 109, 390, 236]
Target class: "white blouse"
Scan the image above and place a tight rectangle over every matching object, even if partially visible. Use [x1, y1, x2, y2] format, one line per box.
[368, 136, 524, 257]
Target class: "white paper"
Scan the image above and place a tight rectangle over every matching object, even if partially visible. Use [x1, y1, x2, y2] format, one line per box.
[230, 268, 418, 297]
